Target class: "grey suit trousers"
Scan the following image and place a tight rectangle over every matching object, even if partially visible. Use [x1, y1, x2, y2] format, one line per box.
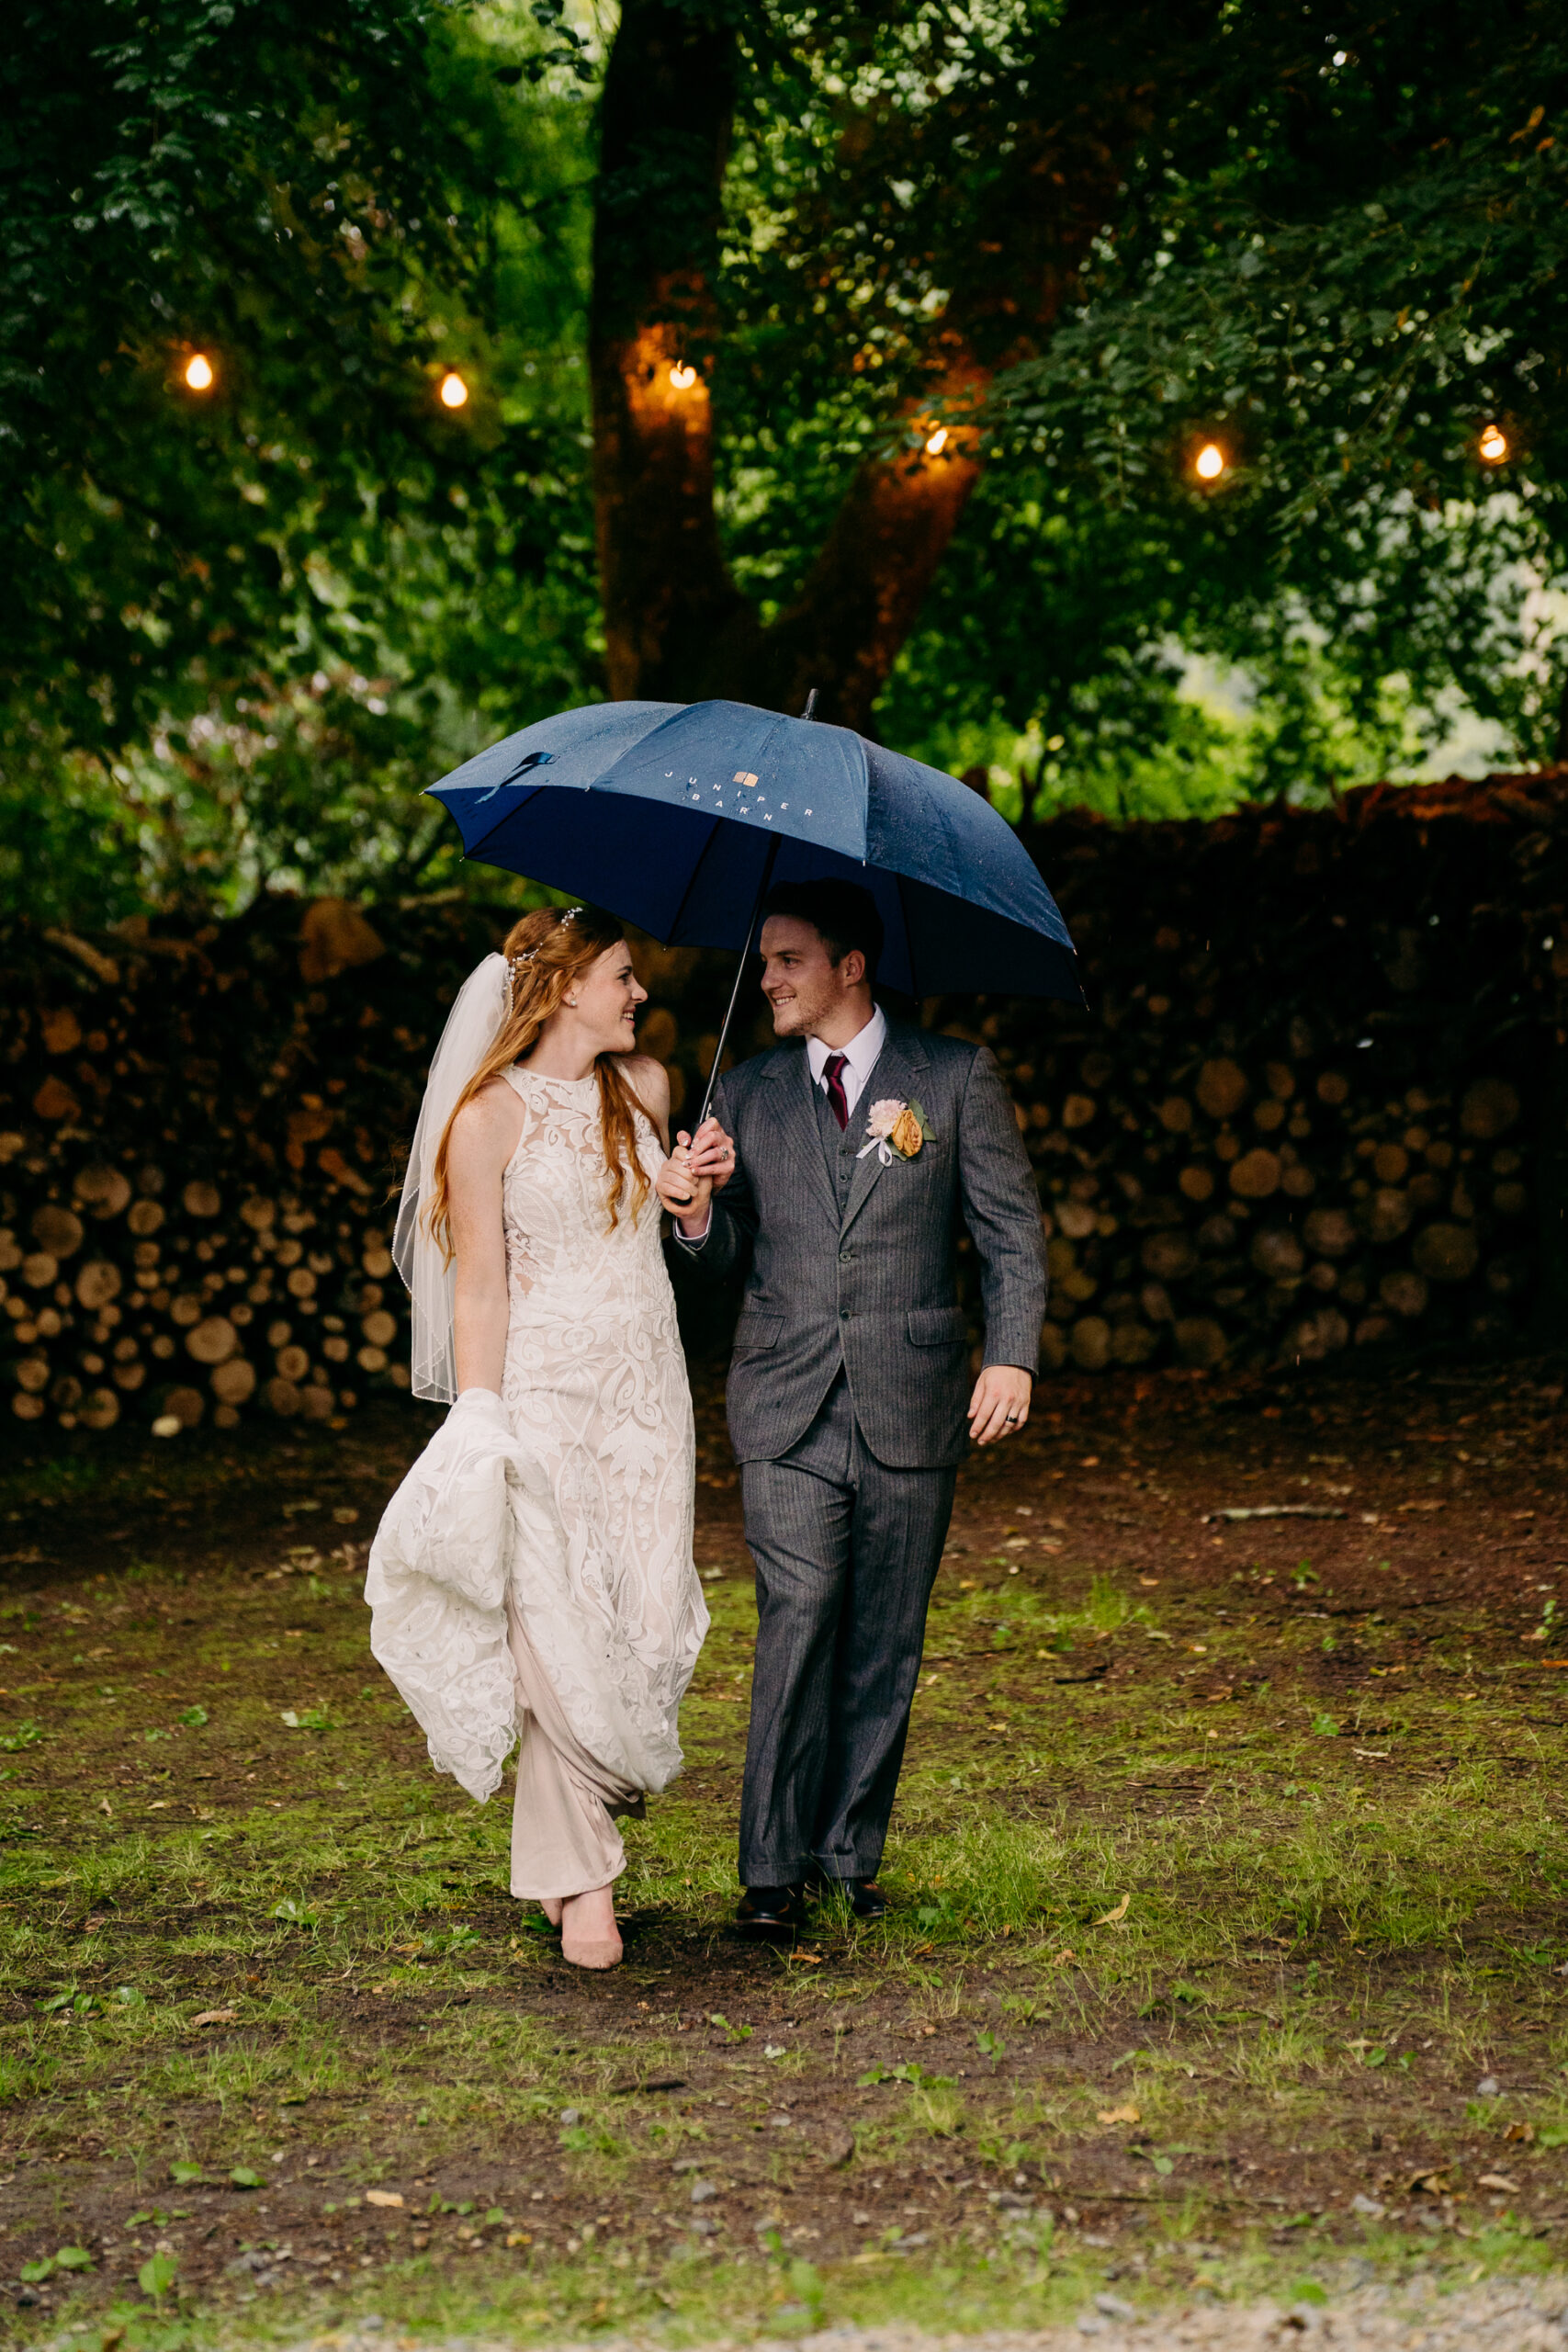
[739, 1373, 956, 1884]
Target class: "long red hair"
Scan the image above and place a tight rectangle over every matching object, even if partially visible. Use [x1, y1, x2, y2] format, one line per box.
[424, 907, 653, 1256]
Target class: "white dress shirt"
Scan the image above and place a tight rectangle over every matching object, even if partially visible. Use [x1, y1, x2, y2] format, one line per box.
[807, 1004, 886, 1124]
[677, 1004, 887, 1240]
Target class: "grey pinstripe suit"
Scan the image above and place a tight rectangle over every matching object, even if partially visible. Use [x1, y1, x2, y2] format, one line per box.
[674, 1019, 1046, 1885]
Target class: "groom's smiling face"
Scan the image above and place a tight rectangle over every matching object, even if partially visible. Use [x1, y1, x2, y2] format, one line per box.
[758, 916, 868, 1040]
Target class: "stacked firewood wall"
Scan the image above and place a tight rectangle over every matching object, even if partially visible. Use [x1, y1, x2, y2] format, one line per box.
[2, 771, 1563, 1438]
[980, 771, 1562, 1374]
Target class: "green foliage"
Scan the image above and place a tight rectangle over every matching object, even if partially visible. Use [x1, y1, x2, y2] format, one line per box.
[137, 2247, 178, 2298]
[9, 0, 1568, 922]
[2, 0, 599, 920]
[991, 0, 1568, 771]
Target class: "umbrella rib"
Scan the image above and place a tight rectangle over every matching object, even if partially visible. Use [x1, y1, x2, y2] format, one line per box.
[466, 780, 544, 860]
[658, 812, 727, 946]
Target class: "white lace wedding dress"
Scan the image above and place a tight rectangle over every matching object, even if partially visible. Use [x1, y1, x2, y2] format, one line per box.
[367, 1064, 707, 1900]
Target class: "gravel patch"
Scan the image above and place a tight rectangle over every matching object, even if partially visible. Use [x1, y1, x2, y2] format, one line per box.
[294, 2283, 1568, 2352]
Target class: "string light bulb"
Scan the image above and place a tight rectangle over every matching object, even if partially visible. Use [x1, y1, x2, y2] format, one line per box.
[925, 425, 950, 456]
[669, 363, 697, 390]
[439, 370, 468, 409]
[184, 353, 214, 391]
[1479, 424, 1508, 464]
[1195, 441, 1226, 481]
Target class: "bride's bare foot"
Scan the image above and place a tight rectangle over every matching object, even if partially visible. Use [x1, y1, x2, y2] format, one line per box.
[542, 1897, 563, 1929]
[560, 1885, 621, 1970]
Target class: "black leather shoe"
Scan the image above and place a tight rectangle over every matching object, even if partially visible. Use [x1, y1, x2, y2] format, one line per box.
[807, 1871, 887, 1920]
[736, 1884, 807, 1938]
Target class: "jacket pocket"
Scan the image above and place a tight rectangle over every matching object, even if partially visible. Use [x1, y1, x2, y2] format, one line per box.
[733, 1311, 784, 1351]
[906, 1306, 966, 1348]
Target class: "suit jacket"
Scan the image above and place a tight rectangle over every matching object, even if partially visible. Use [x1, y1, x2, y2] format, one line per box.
[672, 1019, 1047, 1469]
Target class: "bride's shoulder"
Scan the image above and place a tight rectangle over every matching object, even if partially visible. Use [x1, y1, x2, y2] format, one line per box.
[619, 1054, 670, 1118]
[446, 1075, 525, 1159]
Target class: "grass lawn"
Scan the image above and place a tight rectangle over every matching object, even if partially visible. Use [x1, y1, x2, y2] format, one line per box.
[2, 1356, 1568, 2346]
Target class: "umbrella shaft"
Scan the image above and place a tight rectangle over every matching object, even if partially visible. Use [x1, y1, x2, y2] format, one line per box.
[669, 837, 778, 1204]
[697, 836, 778, 1129]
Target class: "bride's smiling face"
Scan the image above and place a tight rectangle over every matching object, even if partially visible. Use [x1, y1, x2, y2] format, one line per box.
[565, 939, 648, 1056]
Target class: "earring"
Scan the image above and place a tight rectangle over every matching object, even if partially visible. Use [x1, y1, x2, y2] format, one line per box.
[567, 997, 578, 1007]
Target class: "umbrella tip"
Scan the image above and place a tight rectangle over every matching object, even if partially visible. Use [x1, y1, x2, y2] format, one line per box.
[800, 688, 818, 721]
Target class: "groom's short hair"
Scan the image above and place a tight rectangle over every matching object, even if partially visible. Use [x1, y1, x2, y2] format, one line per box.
[763, 880, 883, 980]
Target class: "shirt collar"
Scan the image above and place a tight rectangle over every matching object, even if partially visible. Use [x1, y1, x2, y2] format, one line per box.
[807, 1003, 886, 1086]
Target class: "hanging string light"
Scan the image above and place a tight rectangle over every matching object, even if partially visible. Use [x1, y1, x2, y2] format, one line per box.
[925, 425, 950, 456]
[1478, 424, 1508, 464]
[668, 364, 697, 390]
[184, 354, 214, 391]
[1194, 441, 1226, 481]
[438, 370, 468, 410]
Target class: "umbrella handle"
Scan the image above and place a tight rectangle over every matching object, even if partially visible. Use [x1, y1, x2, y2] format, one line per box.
[667, 834, 780, 1205]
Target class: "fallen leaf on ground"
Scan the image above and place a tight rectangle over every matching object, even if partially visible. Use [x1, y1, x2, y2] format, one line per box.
[1097, 2103, 1140, 2126]
[1353, 1747, 1390, 1759]
[365, 2189, 404, 2208]
[1095, 1895, 1130, 1926]
[1477, 2173, 1520, 2193]
[1051, 1947, 1077, 1965]
[190, 2008, 237, 2028]
[1202, 1504, 1347, 1522]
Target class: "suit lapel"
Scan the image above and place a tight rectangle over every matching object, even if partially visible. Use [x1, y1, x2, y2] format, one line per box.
[840, 1026, 931, 1237]
[759, 1047, 840, 1227]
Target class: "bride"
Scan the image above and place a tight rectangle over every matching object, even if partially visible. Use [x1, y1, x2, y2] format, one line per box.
[367, 905, 720, 1970]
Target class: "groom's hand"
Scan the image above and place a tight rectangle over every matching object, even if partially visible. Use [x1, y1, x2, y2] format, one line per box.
[683, 1117, 735, 1191]
[969, 1364, 1032, 1447]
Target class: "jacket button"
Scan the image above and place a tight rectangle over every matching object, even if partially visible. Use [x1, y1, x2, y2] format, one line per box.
[840, 1306, 852, 1320]
[839, 1250, 853, 1263]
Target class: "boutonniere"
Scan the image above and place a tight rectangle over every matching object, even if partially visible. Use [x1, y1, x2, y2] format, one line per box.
[857, 1097, 934, 1165]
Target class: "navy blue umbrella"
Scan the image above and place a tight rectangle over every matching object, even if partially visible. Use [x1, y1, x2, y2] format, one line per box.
[426, 695, 1080, 1121]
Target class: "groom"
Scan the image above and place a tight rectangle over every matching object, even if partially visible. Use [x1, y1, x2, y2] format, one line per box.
[663, 879, 1047, 1936]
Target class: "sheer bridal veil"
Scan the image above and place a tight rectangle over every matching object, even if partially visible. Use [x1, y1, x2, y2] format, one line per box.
[392, 953, 512, 1404]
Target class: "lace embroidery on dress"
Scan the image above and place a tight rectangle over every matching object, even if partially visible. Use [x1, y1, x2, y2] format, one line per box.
[495, 1066, 707, 1792]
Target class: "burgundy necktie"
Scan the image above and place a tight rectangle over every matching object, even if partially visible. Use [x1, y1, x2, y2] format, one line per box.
[823, 1053, 850, 1130]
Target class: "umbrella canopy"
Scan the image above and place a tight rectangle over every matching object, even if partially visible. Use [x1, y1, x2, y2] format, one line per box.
[427, 697, 1079, 1001]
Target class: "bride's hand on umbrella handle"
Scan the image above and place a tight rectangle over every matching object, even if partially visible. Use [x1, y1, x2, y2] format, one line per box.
[657, 1132, 711, 1221]
[656, 1120, 733, 1221]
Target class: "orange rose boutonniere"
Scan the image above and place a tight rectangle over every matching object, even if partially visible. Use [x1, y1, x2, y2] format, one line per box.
[857, 1097, 935, 1166]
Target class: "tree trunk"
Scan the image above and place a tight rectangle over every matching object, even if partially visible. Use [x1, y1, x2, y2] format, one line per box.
[588, 0, 750, 704]
[589, 0, 1160, 726]
[716, 367, 987, 734]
